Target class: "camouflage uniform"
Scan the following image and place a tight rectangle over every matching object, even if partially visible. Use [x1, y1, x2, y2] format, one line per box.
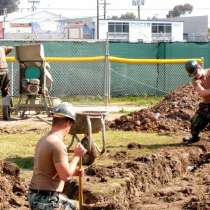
[27, 190, 78, 210]
[190, 103, 210, 138]
[0, 46, 12, 97]
[0, 72, 10, 97]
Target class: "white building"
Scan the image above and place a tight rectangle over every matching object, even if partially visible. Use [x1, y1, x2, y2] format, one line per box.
[1, 11, 66, 40]
[99, 19, 184, 42]
[0, 11, 184, 42]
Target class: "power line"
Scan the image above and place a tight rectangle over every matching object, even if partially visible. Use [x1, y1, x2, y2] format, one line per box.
[28, 0, 40, 12]
[17, 7, 210, 11]
[99, 0, 111, 19]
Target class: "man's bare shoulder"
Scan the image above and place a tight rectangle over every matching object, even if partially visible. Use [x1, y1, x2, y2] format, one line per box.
[43, 133, 66, 150]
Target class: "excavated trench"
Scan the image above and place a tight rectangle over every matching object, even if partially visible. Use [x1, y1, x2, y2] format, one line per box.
[62, 140, 210, 210]
[2, 140, 210, 210]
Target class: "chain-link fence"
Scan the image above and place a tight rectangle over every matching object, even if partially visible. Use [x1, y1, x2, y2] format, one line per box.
[7, 40, 109, 104]
[8, 61, 107, 97]
[4, 40, 203, 105]
[8, 57, 203, 103]
[110, 62, 193, 96]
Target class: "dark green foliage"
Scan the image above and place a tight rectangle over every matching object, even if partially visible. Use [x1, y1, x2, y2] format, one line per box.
[0, 0, 20, 14]
[167, 4, 193, 18]
[110, 12, 137, 20]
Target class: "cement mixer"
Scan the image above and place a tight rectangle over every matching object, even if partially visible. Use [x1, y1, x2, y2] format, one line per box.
[14, 43, 53, 118]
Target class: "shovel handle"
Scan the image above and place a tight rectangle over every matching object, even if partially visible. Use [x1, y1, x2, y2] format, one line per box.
[79, 158, 83, 210]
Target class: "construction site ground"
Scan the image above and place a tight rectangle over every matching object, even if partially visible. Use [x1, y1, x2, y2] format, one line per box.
[1, 84, 210, 210]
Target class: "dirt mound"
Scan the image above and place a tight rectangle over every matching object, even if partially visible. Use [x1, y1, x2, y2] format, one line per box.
[0, 160, 28, 210]
[109, 84, 200, 134]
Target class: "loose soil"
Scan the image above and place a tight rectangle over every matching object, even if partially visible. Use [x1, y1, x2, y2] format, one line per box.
[0, 160, 28, 210]
[2, 83, 210, 210]
[109, 84, 200, 135]
[2, 141, 210, 210]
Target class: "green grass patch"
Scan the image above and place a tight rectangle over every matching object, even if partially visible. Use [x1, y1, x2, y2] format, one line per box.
[0, 131, 182, 170]
[60, 96, 104, 105]
[110, 96, 163, 106]
[0, 133, 37, 169]
[0, 96, 162, 108]
[96, 131, 182, 166]
[7, 156, 33, 169]
[51, 95, 162, 106]
[0, 134, 38, 159]
[64, 131, 182, 166]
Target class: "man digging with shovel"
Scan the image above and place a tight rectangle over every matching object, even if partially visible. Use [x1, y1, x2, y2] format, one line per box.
[28, 102, 87, 210]
[183, 60, 210, 144]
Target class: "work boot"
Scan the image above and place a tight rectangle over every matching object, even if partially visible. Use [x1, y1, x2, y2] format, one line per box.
[183, 136, 200, 144]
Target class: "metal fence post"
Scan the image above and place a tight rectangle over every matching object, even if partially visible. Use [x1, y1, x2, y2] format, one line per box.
[104, 36, 110, 105]
[201, 57, 204, 67]
[11, 62, 14, 96]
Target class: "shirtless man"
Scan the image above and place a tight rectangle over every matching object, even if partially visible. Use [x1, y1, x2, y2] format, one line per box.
[28, 102, 86, 210]
[183, 60, 210, 144]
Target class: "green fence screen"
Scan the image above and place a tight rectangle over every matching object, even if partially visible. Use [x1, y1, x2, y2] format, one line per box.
[0, 40, 209, 97]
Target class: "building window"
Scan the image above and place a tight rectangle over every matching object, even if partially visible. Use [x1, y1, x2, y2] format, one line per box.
[116, 23, 122, 32]
[166, 24, 171, 33]
[152, 24, 158, 33]
[108, 22, 129, 33]
[152, 23, 171, 33]
[108, 24, 114, 32]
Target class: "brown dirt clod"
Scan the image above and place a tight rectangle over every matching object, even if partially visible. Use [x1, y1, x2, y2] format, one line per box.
[0, 160, 28, 210]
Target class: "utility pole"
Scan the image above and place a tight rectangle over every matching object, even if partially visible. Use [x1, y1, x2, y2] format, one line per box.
[28, 0, 40, 12]
[104, 0, 106, 19]
[2, 8, 7, 39]
[99, 0, 111, 20]
[132, 0, 145, 20]
[138, 5, 140, 20]
[97, 0, 110, 39]
[97, 0, 99, 39]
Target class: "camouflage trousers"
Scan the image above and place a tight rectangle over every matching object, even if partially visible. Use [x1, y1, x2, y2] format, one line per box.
[191, 103, 210, 137]
[27, 190, 78, 210]
[0, 71, 10, 97]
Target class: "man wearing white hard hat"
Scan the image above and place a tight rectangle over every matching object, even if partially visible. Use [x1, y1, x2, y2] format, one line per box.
[28, 102, 86, 210]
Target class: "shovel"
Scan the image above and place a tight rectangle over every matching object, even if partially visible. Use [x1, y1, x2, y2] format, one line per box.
[79, 158, 83, 210]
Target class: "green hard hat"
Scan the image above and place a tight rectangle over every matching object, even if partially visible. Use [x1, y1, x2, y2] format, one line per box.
[185, 60, 200, 77]
[52, 102, 76, 121]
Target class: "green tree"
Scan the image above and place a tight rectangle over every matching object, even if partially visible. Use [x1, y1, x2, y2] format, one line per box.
[110, 15, 119, 20]
[166, 3, 193, 18]
[120, 12, 136, 20]
[110, 12, 136, 20]
[0, 0, 20, 14]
